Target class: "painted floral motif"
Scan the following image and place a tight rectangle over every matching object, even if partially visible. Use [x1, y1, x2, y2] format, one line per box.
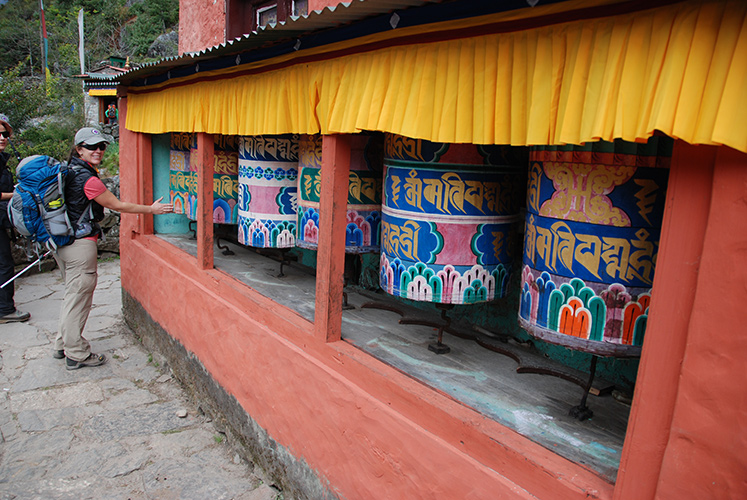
[519, 267, 648, 345]
[297, 207, 381, 252]
[239, 218, 296, 249]
[380, 254, 510, 305]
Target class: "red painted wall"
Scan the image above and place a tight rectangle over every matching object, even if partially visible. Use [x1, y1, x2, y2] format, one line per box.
[309, 0, 341, 11]
[178, 0, 345, 55]
[614, 144, 747, 500]
[179, 0, 226, 55]
[119, 98, 747, 499]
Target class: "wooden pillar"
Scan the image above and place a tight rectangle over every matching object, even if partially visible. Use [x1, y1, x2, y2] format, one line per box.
[314, 134, 351, 343]
[117, 96, 135, 241]
[138, 129, 154, 236]
[117, 96, 153, 237]
[196, 132, 214, 270]
[614, 142, 716, 499]
[653, 146, 747, 498]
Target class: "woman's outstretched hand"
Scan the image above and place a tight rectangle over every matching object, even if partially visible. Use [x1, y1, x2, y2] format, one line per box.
[150, 197, 174, 215]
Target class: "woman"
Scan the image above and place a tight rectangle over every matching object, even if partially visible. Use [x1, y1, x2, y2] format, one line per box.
[0, 115, 30, 324]
[54, 127, 173, 370]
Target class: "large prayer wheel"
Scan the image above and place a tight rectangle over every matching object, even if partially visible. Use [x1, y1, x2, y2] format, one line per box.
[237, 135, 299, 248]
[296, 133, 384, 253]
[380, 134, 525, 304]
[519, 137, 672, 356]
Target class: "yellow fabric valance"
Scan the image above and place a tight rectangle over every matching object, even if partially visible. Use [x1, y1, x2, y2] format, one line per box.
[89, 88, 117, 96]
[125, 0, 747, 152]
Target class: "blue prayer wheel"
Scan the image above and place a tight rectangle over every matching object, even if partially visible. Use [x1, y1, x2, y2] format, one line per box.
[380, 134, 525, 305]
[169, 133, 239, 224]
[296, 133, 384, 253]
[519, 137, 673, 356]
[237, 135, 299, 249]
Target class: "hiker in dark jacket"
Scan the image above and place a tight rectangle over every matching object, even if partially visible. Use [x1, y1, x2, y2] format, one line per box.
[0, 115, 30, 324]
[54, 127, 172, 370]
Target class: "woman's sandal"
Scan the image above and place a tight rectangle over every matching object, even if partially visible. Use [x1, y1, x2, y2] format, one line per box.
[66, 353, 107, 370]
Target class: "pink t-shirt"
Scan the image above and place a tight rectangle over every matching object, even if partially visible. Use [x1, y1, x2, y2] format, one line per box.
[82, 176, 107, 241]
[84, 176, 107, 200]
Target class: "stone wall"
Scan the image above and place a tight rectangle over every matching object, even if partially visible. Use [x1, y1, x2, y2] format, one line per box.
[84, 93, 99, 126]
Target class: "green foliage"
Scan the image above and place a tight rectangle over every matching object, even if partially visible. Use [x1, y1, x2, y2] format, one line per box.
[0, 0, 179, 77]
[126, 0, 179, 56]
[0, 0, 41, 77]
[98, 140, 119, 177]
[76, 0, 131, 68]
[0, 0, 179, 174]
[0, 61, 46, 129]
[0, 62, 84, 169]
[16, 121, 77, 164]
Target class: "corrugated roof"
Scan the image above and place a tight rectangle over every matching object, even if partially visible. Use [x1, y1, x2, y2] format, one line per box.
[100, 0, 440, 85]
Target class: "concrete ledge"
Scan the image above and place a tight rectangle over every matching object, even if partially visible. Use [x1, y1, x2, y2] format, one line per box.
[122, 289, 337, 500]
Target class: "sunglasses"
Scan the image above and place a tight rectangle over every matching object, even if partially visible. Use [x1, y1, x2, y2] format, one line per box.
[0, 131, 9, 138]
[80, 143, 107, 151]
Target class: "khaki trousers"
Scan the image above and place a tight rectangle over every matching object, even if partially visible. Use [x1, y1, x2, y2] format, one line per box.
[54, 238, 98, 362]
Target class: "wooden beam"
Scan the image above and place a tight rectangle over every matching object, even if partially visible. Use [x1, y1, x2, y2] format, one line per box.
[614, 142, 716, 500]
[314, 134, 351, 343]
[138, 127, 154, 236]
[117, 97, 137, 241]
[196, 132, 214, 270]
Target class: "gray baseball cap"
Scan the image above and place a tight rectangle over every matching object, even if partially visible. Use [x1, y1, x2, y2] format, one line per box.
[75, 127, 110, 146]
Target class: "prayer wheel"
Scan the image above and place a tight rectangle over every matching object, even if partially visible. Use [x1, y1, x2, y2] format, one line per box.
[519, 137, 672, 356]
[169, 132, 194, 218]
[296, 133, 384, 253]
[187, 136, 239, 223]
[169, 133, 239, 224]
[380, 134, 525, 305]
[237, 135, 299, 248]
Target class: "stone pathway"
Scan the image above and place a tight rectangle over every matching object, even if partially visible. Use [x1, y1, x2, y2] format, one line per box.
[0, 259, 279, 500]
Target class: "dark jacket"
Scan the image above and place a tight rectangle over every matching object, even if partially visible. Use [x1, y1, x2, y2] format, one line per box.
[0, 152, 13, 229]
[65, 157, 105, 238]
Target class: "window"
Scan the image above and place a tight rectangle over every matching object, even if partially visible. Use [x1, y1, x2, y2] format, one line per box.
[257, 2, 278, 27]
[292, 0, 308, 17]
[226, 0, 296, 39]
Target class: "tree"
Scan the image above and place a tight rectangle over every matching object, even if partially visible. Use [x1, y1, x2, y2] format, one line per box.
[0, 0, 180, 76]
[0, 0, 178, 169]
[0, 0, 42, 76]
[124, 0, 179, 57]
[0, 61, 45, 129]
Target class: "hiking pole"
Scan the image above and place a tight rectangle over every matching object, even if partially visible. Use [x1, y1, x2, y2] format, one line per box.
[1, 249, 53, 288]
[7, 139, 22, 163]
